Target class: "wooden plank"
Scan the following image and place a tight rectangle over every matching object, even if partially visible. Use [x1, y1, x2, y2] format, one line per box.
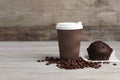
[0, 41, 120, 80]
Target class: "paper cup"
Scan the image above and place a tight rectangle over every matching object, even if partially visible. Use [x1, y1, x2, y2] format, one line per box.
[56, 22, 83, 60]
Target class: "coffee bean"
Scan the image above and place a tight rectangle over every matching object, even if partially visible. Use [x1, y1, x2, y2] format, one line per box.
[41, 60, 44, 62]
[98, 65, 102, 67]
[37, 60, 41, 62]
[103, 62, 110, 64]
[50, 57, 54, 60]
[95, 66, 100, 69]
[80, 67, 84, 69]
[45, 57, 50, 61]
[56, 58, 60, 61]
[113, 63, 117, 66]
[46, 63, 50, 65]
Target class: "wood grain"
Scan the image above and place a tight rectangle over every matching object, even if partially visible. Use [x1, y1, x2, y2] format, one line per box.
[0, 41, 120, 80]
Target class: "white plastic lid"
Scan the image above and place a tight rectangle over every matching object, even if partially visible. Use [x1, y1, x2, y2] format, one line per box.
[56, 22, 83, 30]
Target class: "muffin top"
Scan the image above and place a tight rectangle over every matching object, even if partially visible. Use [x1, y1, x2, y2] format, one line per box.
[87, 41, 113, 54]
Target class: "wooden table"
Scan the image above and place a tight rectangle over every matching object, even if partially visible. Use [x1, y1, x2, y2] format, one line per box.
[0, 41, 120, 80]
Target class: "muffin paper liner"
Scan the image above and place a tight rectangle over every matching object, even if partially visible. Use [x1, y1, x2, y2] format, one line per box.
[81, 50, 120, 62]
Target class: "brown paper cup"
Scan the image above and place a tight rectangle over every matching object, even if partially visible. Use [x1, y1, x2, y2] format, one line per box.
[57, 29, 82, 60]
[56, 22, 83, 60]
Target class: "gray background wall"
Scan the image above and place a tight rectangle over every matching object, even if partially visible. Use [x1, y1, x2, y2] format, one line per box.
[0, 0, 120, 41]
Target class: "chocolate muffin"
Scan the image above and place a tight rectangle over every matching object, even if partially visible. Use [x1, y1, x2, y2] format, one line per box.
[87, 41, 113, 60]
